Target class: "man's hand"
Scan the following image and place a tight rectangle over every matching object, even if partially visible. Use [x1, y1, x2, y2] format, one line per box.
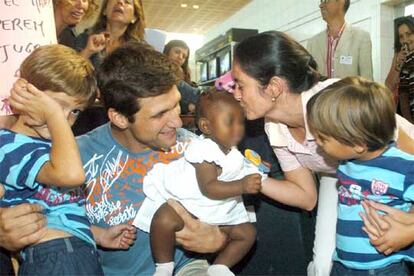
[92, 224, 136, 250]
[167, 199, 227, 253]
[241, 174, 262, 194]
[366, 200, 414, 224]
[369, 216, 414, 255]
[0, 203, 47, 251]
[360, 200, 387, 239]
[360, 200, 414, 255]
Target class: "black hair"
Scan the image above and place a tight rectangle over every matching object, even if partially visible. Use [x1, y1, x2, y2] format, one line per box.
[195, 89, 241, 126]
[344, 0, 350, 14]
[234, 31, 321, 93]
[97, 41, 180, 122]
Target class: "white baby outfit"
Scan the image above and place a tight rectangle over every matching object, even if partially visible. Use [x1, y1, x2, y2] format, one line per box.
[133, 136, 263, 232]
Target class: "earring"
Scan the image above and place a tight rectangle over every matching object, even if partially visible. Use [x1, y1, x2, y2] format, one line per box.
[131, 19, 136, 24]
[272, 97, 276, 102]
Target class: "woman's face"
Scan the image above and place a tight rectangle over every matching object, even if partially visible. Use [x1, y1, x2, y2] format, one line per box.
[168, 47, 189, 67]
[56, 0, 89, 26]
[232, 62, 274, 120]
[105, 0, 137, 26]
[398, 23, 414, 51]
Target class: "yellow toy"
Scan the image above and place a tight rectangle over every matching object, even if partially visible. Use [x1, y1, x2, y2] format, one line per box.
[244, 149, 270, 174]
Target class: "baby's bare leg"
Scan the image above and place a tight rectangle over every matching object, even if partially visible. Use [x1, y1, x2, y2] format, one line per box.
[215, 223, 256, 267]
[150, 202, 184, 263]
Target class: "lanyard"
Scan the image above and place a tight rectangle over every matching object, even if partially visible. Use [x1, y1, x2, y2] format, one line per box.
[326, 23, 346, 78]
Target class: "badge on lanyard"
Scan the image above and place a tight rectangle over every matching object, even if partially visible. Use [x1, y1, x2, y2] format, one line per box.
[340, 55, 353, 65]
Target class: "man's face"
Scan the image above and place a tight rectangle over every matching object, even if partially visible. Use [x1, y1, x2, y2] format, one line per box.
[319, 0, 344, 22]
[126, 86, 182, 151]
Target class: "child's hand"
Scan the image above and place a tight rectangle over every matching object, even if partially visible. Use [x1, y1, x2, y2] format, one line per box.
[98, 224, 136, 250]
[241, 174, 262, 194]
[9, 79, 62, 127]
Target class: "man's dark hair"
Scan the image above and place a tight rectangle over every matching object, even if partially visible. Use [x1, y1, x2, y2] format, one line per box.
[97, 42, 180, 122]
[344, 0, 350, 14]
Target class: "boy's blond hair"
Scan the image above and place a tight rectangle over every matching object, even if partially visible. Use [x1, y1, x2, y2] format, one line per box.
[307, 76, 396, 151]
[20, 44, 97, 105]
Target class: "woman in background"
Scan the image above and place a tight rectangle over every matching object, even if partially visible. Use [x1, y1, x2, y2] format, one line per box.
[164, 40, 200, 114]
[79, 0, 146, 66]
[72, 0, 146, 135]
[54, 0, 98, 47]
[164, 40, 194, 86]
[385, 16, 414, 122]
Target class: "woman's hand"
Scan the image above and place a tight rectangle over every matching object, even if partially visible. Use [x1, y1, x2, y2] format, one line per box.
[386, 52, 406, 92]
[167, 199, 227, 253]
[394, 48, 408, 72]
[81, 32, 109, 59]
[360, 200, 414, 255]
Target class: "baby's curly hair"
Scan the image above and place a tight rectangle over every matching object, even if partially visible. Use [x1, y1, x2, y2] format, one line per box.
[195, 89, 242, 126]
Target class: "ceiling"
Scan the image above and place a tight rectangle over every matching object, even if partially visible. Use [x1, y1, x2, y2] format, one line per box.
[141, 0, 252, 34]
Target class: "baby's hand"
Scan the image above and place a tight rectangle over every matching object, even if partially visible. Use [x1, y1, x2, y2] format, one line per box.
[9, 79, 62, 127]
[241, 174, 262, 194]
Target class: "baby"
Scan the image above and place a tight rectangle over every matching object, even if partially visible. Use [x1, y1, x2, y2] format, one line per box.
[134, 89, 266, 276]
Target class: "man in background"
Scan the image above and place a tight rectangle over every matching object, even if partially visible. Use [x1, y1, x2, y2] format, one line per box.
[307, 0, 373, 80]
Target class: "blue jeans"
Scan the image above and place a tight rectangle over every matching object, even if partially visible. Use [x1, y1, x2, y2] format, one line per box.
[19, 236, 103, 276]
[331, 261, 408, 276]
[0, 247, 13, 276]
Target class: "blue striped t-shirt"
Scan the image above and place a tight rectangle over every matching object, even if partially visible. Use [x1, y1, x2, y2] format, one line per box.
[335, 144, 414, 269]
[0, 129, 94, 246]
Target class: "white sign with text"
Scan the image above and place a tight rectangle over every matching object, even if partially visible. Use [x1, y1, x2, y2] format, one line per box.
[0, 0, 56, 115]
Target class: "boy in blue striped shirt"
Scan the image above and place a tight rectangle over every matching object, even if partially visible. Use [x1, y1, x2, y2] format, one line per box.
[0, 45, 135, 275]
[307, 76, 414, 275]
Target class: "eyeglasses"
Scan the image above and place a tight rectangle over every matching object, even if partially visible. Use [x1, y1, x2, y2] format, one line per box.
[320, 0, 337, 4]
